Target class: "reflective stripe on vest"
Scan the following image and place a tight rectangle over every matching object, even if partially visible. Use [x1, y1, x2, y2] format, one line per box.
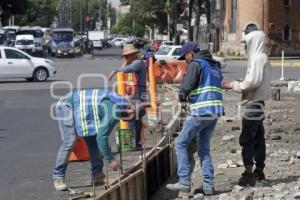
[127, 73, 138, 86]
[78, 90, 101, 137]
[79, 90, 88, 136]
[190, 100, 224, 110]
[126, 73, 138, 95]
[73, 89, 127, 137]
[187, 58, 224, 116]
[189, 86, 223, 97]
[92, 89, 101, 132]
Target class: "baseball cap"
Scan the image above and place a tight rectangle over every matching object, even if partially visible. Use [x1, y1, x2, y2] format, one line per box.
[178, 41, 200, 60]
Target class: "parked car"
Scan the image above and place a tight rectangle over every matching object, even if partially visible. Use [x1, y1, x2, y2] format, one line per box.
[110, 38, 128, 47]
[120, 38, 148, 49]
[161, 41, 174, 46]
[154, 45, 182, 60]
[154, 45, 227, 69]
[101, 39, 112, 48]
[0, 47, 56, 81]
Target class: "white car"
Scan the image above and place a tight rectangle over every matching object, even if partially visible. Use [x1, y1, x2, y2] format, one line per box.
[111, 38, 128, 47]
[15, 34, 35, 54]
[155, 45, 227, 69]
[0, 47, 56, 81]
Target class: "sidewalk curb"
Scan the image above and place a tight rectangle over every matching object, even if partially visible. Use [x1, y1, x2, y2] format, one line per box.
[216, 56, 300, 61]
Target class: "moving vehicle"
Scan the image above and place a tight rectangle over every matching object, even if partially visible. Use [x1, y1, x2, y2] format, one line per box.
[17, 27, 44, 57]
[3, 26, 20, 46]
[88, 31, 104, 50]
[0, 29, 5, 45]
[155, 45, 227, 69]
[51, 28, 75, 57]
[15, 35, 35, 54]
[0, 46, 56, 82]
[56, 42, 75, 57]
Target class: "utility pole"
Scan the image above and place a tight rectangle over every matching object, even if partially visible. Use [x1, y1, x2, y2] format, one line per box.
[174, 0, 179, 44]
[107, 0, 110, 32]
[80, 0, 83, 37]
[167, 0, 171, 40]
[69, 0, 72, 27]
[86, 0, 89, 54]
[0, 6, 2, 27]
[99, 0, 101, 30]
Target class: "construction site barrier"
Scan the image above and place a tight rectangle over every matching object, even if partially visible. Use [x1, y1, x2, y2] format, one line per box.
[153, 60, 187, 83]
[69, 138, 90, 162]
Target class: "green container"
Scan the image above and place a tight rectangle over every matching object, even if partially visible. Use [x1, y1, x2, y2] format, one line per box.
[115, 129, 134, 152]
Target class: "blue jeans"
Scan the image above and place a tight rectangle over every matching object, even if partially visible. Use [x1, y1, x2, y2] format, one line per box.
[175, 115, 217, 189]
[53, 100, 104, 180]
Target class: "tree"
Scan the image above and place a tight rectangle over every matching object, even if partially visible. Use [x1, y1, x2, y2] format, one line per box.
[0, 0, 28, 25]
[113, 0, 174, 37]
[10, 0, 59, 27]
[193, 0, 204, 42]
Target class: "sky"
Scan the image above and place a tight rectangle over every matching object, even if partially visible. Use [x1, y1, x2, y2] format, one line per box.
[111, 0, 121, 8]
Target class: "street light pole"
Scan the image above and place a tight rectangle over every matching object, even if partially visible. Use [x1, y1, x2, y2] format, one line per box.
[69, 0, 72, 27]
[107, 0, 110, 32]
[167, 0, 171, 40]
[0, 6, 3, 28]
[80, 0, 83, 37]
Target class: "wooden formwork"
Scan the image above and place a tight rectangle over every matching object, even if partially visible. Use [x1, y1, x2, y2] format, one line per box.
[96, 137, 177, 200]
[96, 84, 181, 200]
[98, 169, 145, 200]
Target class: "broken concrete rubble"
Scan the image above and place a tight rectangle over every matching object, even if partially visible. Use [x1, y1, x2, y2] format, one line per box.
[288, 81, 300, 92]
[151, 89, 300, 200]
[222, 135, 235, 141]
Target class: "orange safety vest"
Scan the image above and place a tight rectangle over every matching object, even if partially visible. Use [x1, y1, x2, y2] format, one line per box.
[125, 72, 138, 95]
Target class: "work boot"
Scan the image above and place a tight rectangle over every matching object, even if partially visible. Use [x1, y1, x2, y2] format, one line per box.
[253, 168, 266, 181]
[91, 175, 105, 186]
[203, 187, 215, 196]
[166, 182, 191, 193]
[53, 178, 67, 191]
[238, 171, 256, 187]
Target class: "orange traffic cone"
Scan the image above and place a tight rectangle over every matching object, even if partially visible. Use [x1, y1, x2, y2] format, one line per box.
[69, 138, 90, 162]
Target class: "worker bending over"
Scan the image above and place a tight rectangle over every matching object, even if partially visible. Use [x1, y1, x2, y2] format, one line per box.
[53, 89, 137, 191]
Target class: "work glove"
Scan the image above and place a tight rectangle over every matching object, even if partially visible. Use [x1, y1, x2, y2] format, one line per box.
[109, 160, 120, 171]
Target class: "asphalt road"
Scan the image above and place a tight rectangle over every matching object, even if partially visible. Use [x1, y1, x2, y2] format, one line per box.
[0, 48, 299, 200]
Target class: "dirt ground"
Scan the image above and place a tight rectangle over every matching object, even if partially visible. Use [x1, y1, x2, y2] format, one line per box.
[151, 87, 300, 200]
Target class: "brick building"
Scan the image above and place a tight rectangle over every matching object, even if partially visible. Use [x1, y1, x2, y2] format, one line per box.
[220, 0, 300, 56]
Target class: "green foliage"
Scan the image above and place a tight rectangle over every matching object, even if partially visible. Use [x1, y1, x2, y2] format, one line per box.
[0, 0, 29, 24]
[120, 0, 130, 5]
[113, 0, 174, 36]
[12, 0, 58, 27]
[112, 13, 144, 36]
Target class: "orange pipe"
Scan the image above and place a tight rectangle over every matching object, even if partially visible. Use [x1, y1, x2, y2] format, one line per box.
[148, 57, 157, 108]
[117, 72, 129, 129]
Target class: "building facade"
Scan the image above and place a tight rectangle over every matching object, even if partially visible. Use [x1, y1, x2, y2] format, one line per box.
[220, 0, 300, 56]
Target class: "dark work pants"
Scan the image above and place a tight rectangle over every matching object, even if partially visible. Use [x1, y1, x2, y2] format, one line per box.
[239, 101, 266, 169]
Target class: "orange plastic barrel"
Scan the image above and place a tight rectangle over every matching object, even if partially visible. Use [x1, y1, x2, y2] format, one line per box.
[69, 138, 90, 161]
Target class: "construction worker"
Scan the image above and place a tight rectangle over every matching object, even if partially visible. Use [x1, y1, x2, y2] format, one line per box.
[108, 44, 147, 149]
[222, 30, 271, 186]
[53, 89, 136, 191]
[166, 42, 224, 196]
